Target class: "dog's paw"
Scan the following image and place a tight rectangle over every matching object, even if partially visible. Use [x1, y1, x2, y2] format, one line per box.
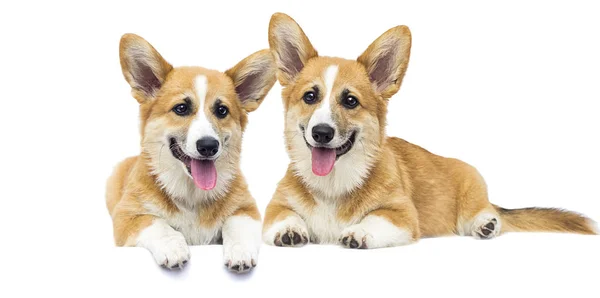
[264, 217, 309, 247]
[274, 226, 309, 247]
[149, 233, 190, 269]
[472, 214, 501, 240]
[339, 225, 372, 249]
[223, 242, 258, 274]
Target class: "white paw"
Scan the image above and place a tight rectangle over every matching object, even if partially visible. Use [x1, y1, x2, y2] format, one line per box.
[222, 215, 261, 273]
[339, 225, 372, 249]
[263, 216, 309, 247]
[223, 242, 258, 273]
[149, 232, 190, 269]
[471, 213, 501, 239]
[339, 215, 413, 249]
[136, 220, 191, 269]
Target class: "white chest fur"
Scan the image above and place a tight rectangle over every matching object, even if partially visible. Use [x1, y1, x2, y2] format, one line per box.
[290, 196, 356, 244]
[144, 202, 222, 245]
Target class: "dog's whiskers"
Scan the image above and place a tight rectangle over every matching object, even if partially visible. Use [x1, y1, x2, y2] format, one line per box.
[158, 143, 165, 165]
[359, 139, 369, 159]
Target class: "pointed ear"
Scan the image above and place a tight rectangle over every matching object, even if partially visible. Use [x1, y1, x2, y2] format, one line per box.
[268, 13, 318, 86]
[225, 50, 277, 113]
[119, 34, 173, 103]
[357, 26, 411, 99]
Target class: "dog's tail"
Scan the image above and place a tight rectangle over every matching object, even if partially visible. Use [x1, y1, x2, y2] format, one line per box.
[494, 205, 598, 235]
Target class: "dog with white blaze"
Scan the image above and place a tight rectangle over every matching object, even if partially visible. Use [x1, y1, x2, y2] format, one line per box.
[106, 34, 276, 272]
[262, 13, 598, 249]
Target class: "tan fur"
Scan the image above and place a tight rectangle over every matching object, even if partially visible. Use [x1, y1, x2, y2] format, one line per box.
[268, 14, 318, 86]
[106, 156, 137, 215]
[496, 206, 595, 234]
[108, 159, 262, 245]
[263, 13, 597, 248]
[107, 34, 275, 248]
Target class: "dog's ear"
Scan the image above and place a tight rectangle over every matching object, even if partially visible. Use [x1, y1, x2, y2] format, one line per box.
[268, 13, 318, 86]
[119, 34, 173, 103]
[225, 50, 277, 112]
[357, 26, 411, 99]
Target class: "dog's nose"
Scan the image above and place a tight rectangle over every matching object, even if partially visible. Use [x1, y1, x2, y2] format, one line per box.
[312, 124, 335, 144]
[196, 137, 220, 157]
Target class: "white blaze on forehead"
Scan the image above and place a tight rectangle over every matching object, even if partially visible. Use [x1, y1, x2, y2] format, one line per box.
[195, 75, 208, 104]
[186, 75, 218, 154]
[323, 65, 339, 107]
[307, 65, 338, 140]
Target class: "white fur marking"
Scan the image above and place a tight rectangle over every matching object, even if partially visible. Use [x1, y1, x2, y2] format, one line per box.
[318, 65, 339, 122]
[340, 215, 412, 248]
[307, 65, 339, 145]
[195, 75, 208, 108]
[186, 75, 218, 155]
[290, 196, 347, 244]
[142, 202, 221, 245]
[222, 215, 261, 272]
[136, 219, 191, 268]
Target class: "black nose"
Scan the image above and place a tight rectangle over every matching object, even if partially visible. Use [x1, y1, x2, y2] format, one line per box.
[312, 124, 335, 144]
[196, 137, 220, 157]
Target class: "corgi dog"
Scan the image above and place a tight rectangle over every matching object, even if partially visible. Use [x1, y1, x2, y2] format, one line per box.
[106, 34, 276, 272]
[263, 13, 598, 249]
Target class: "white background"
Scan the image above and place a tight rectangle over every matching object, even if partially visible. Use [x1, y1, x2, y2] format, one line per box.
[1, 1, 599, 297]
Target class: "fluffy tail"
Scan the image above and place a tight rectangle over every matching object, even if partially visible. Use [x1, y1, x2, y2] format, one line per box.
[494, 205, 598, 235]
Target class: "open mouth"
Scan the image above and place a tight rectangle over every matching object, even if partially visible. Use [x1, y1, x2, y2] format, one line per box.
[300, 126, 357, 176]
[169, 138, 218, 190]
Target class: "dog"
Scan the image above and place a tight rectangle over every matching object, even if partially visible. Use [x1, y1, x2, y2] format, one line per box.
[262, 13, 598, 249]
[106, 34, 276, 272]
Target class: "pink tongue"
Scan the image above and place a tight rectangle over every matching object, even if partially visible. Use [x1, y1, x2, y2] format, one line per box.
[311, 147, 336, 176]
[190, 159, 217, 190]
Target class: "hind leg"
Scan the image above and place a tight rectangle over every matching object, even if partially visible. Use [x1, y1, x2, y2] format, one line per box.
[455, 167, 502, 239]
[469, 212, 501, 239]
[458, 206, 502, 239]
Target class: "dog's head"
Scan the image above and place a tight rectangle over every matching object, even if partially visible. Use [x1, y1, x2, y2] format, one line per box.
[120, 34, 275, 197]
[268, 13, 411, 192]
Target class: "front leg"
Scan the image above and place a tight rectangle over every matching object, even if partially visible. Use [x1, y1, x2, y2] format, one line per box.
[113, 212, 190, 269]
[263, 201, 309, 247]
[339, 204, 420, 249]
[222, 206, 262, 273]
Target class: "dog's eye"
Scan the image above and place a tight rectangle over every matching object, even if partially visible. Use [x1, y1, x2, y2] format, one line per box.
[342, 95, 359, 109]
[172, 103, 190, 116]
[215, 105, 229, 119]
[303, 91, 317, 104]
